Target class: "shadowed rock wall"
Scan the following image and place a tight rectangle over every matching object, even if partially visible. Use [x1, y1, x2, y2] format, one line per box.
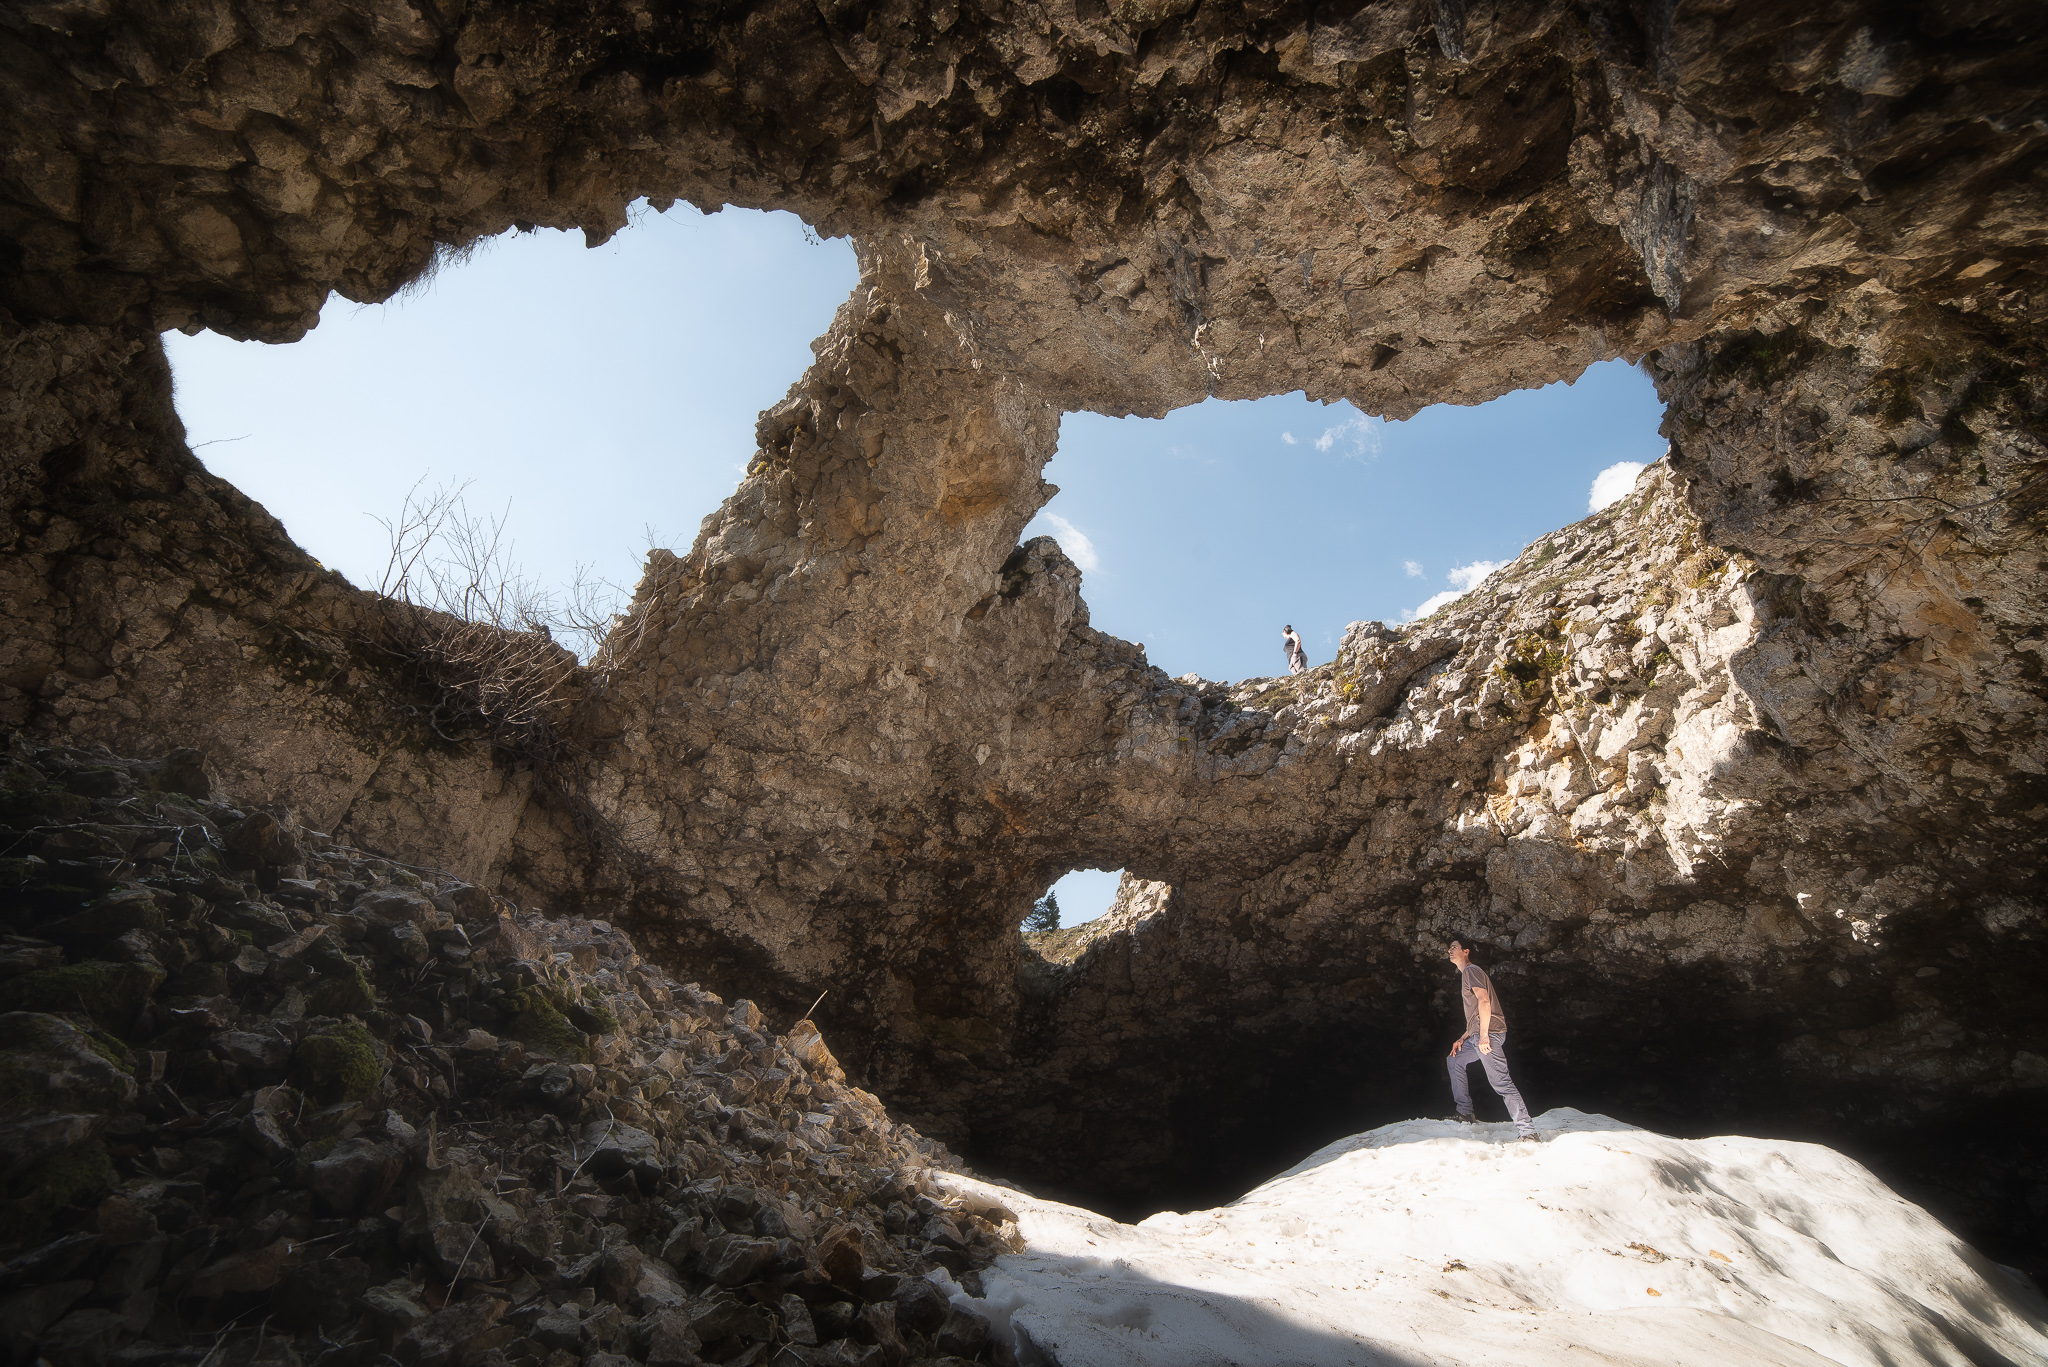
[4, 0, 2044, 1266]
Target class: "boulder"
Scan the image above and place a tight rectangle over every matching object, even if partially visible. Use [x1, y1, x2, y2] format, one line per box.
[395, 1295, 506, 1367]
[700, 1234, 779, 1287]
[362, 1280, 433, 1339]
[309, 1138, 403, 1215]
[187, 1240, 302, 1299]
[891, 1278, 948, 1336]
[0, 1012, 134, 1130]
[273, 1256, 373, 1330]
[687, 1292, 774, 1342]
[38, 888, 163, 947]
[35, 1307, 130, 1367]
[577, 1119, 662, 1188]
[355, 889, 439, 926]
[932, 1304, 990, 1357]
[224, 812, 298, 865]
[644, 1306, 702, 1367]
[403, 1161, 507, 1281]
[213, 1028, 293, 1074]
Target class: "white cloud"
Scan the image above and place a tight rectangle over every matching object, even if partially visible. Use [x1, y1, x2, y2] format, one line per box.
[1447, 559, 1503, 592]
[1402, 558, 1503, 621]
[1281, 431, 1298, 445]
[1588, 460, 1647, 512]
[1405, 589, 1463, 620]
[1403, 559, 1424, 578]
[1308, 408, 1384, 462]
[1041, 513, 1100, 572]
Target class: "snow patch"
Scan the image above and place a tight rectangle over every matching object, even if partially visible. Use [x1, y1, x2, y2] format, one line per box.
[937, 1108, 2046, 1367]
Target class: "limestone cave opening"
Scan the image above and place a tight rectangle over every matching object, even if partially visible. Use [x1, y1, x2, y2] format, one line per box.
[1031, 867, 1125, 929]
[163, 201, 859, 631]
[1021, 359, 1667, 686]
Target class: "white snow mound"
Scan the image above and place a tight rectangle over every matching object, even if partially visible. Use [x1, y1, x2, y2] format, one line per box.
[935, 1108, 2047, 1367]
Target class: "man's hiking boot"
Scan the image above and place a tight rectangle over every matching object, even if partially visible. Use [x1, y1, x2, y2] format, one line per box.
[1452, 1112, 1478, 1124]
[1514, 1133, 1542, 1144]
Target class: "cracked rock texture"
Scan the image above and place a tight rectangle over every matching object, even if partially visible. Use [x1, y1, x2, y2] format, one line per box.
[3, 0, 2046, 1280]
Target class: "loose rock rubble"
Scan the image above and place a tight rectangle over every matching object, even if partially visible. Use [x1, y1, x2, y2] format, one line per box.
[0, 739, 1025, 1367]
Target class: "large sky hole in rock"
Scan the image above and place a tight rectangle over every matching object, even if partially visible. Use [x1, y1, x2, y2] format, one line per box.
[164, 203, 860, 621]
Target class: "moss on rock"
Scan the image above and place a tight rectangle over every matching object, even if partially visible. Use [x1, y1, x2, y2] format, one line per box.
[0, 1139, 115, 1242]
[41, 887, 165, 946]
[10, 961, 166, 1033]
[504, 989, 589, 1062]
[565, 995, 618, 1036]
[291, 1022, 384, 1102]
[0, 762, 92, 824]
[307, 961, 378, 1017]
[0, 1012, 137, 1118]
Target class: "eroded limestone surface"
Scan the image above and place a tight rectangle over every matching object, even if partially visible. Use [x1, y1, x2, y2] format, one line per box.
[3, 0, 2045, 1270]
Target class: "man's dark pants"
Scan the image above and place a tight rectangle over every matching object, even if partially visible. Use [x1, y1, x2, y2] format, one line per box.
[1448, 1032, 1535, 1137]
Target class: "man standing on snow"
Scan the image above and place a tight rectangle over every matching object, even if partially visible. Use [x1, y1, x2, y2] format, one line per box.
[1444, 936, 1538, 1142]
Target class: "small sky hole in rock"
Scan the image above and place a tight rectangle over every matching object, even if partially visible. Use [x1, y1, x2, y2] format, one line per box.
[1040, 866, 1124, 927]
[166, 203, 1667, 681]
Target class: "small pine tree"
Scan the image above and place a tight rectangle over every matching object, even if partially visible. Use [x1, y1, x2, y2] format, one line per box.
[1021, 891, 1060, 933]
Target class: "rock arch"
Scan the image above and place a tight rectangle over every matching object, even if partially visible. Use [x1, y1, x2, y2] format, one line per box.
[4, 0, 2044, 1264]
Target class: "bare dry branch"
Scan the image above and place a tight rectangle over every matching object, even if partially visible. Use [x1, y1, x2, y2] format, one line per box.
[356, 482, 644, 865]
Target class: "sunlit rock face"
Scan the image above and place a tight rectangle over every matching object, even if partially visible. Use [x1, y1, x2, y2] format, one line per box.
[3, 0, 2044, 1270]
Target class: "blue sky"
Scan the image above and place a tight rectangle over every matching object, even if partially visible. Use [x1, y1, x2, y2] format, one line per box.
[165, 204, 858, 609]
[165, 204, 1666, 927]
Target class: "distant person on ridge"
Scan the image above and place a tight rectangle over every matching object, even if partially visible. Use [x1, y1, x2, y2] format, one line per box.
[1282, 624, 1308, 675]
[1443, 936, 1538, 1142]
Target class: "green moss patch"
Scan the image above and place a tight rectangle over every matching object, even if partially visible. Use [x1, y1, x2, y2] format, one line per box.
[0, 1139, 115, 1242]
[0, 764, 92, 824]
[503, 989, 589, 1063]
[565, 994, 618, 1036]
[308, 961, 378, 1017]
[213, 901, 295, 946]
[1495, 633, 1565, 702]
[292, 1022, 384, 1103]
[0, 1013, 137, 1118]
[40, 888, 165, 946]
[11, 961, 166, 1032]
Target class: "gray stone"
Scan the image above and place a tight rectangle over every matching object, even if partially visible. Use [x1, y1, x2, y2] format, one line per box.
[778, 1294, 817, 1346]
[687, 1293, 774, 1342]
[699, 1234, 778, 1287]
[890, 1279, 947, 1336]
[0, 1280, 92, 1344]
[362, 1280, 433, 1337]
[533, 1308, 584, 1351]
[933, 1304, 990, 1357]
[396, 1296, 505, 1367]
[577, 1120, 661, 1187]
[0, 1013, 138, 1121]
[355, 889, 439, 926]
[36, 1308, 130, 1367]
[309, 1138, 401, 1215]
[212, 1028, 292, 1073]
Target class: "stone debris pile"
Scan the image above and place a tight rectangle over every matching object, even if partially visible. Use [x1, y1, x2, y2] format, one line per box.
[0, 738, 1025, 1367]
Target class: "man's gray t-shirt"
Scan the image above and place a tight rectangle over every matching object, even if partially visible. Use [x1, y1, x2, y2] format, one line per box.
[1461, 963, 1508, 1036]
